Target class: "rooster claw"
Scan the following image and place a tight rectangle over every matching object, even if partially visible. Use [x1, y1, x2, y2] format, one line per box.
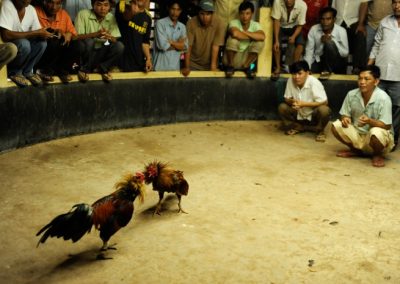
[178, 208, 188, 214]
[96, 253, 113, 260]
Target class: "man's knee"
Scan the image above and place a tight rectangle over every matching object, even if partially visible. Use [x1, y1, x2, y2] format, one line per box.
[13, 39, 31, 55]
[278, 102, 290, 114]
[248, 41, 265, 54]
[316, 105, 332, 118]
[225, 36, 240, 52]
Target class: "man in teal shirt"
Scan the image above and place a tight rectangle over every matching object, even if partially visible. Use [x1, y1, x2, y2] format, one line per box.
[224, 1, 265, 78]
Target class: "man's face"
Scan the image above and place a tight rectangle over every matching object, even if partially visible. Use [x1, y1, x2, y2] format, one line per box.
[93, 0, 110, 18]
[320, 12, 335, 31]
[129, 0, 140, 14]
[291, 70, 308, 88]
[239, 8, 253, 26]
[169, 3, 182, 22]
[284, 0, 295, 8]
[198, 10, 213, 27]
[358, 71, 379, 94]
[44, 0, 62, 16]
[393, 0, 400, 17]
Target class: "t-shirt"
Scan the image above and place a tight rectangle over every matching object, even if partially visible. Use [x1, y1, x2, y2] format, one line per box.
[0, 0, 41, 32]
[116, 7, 152, 71]
[228, 19, 262, 52]
[35, 6, 77, 35]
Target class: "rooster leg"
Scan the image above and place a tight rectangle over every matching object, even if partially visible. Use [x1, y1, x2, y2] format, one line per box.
[153, 191, 164, 216]
[96, 253, 113, 260]
[100, 241, 117, 251]
[177, 194, 188, 214]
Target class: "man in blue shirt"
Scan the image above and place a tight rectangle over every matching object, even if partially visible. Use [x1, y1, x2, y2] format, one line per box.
[153, 0, 188, 71]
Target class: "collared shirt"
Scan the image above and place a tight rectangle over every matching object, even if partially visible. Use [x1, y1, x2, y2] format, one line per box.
[153, 16, 188, 71]
[367, 0, 392, 30]
[304, 23, 349, 66]
[35, 6, 77, 35]
[228, 19, 262, 52]
[271, 0, 307, 29]
[75, 9, 121, 49]
[186, 14, 226, 70]
[0, 0, 41, 32]
[332, 0, 371, 27]
[369, 15, 400, 82]
[284, 74, 328, 120]
[340, 87, 392, 134]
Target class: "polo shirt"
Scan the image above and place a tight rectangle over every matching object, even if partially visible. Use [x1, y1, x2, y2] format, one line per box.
[35, 6, 77, 35]
[271, 0, 307, 29]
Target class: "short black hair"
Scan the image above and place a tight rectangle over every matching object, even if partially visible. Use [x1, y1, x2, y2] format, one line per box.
[359, 65, 381, 79]
[289, 60, 310, 74]
[167, 0, 182, 9]
[239, 1, 254, 13]
[319, 6, 337, 19]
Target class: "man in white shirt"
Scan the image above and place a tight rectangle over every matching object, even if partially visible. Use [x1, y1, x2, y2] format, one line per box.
[304, 6, 348, 79]
[332, 0, 370, 74]
[278, 60, 332, 142]
[368, 0, 400, 150]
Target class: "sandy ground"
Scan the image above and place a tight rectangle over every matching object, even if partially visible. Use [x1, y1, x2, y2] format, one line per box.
[0, 121, 399, 284]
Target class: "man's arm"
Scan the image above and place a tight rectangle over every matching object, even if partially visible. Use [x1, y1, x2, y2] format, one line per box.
[356, 1, 369, 36]
[210, 44, 220, 71]
[0, 28, 53, 41]
[142, 43, 152, 72]
[288, 25, 303, 44]
[229, 27, 265, 41]
[273, 19, 281, 51]
[181, 45, 192, 77]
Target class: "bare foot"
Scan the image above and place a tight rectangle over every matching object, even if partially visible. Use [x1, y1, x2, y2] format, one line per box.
[371, 155, 385, 167]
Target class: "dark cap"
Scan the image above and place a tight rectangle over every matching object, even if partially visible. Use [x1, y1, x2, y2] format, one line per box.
[199, 0, 214, 12]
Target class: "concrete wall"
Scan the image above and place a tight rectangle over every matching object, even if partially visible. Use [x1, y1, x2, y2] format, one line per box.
[0, 77, 357, 152]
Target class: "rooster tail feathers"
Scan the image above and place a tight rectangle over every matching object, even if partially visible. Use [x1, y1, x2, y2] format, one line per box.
[36, 203, 93, 247]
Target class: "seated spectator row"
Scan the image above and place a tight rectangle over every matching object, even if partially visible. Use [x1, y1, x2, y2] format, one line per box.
[0, 0, 396, 87]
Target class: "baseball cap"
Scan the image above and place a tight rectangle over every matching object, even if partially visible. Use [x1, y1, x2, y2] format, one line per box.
[199, 0, 214, 12]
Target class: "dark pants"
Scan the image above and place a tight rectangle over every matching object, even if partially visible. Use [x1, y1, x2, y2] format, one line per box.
[342, 21, 367, 70]
[311, 40, 347, 74]
[379, 80, 400, 146]
[36, 38, 81, 75]
[278, 103, 332, 133]
[78, 39, 124, 73]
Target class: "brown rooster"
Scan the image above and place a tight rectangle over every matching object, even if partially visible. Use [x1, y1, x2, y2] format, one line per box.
[144, 161, 189, 215]
[36, 172, 145, 259]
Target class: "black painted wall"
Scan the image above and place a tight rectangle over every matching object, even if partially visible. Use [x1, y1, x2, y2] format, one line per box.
[0, 77, 357, 152]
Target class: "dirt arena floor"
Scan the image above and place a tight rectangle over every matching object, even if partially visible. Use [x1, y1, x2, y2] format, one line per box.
[0, 121, 399, 284]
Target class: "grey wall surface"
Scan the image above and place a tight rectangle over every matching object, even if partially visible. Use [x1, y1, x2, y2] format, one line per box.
[0, 77, 357, 152]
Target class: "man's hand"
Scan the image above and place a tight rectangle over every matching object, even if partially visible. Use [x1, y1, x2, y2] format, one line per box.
[145, 58, 152, 72]
[321, 34, 331, 43]
[39, 28, 56, 39]
[273, 41, 280, 52]
[292, 100, 302, 110]
[341, 116, 352, 128]
[357, 114, 370, 127]
[356, 24, 367, 36]
[288, 36, 295, 44]
[181, 67, 190, 77]
[62, 33, 72, 46]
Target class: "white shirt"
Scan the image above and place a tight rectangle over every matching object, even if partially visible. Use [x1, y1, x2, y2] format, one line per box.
[369, 15, 400, 82]
[332, 0, 371, 26]
[304, 23, 349, 67]
[284, 75, 328, 120]
[271, 0, 307, 29]
[0, 0, 41, 32]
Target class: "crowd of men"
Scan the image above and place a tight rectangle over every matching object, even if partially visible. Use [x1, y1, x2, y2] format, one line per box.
[0, 0, 399, 166]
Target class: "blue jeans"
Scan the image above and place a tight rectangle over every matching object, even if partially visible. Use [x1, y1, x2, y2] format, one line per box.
[8, 38, 47, 76]
[379, 80, 400, 144]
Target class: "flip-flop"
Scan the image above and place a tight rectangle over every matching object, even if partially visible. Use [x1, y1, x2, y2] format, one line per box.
[225, 66, 234, 78]
[315, 132, 326, 142]
[285, 128, 304, 136]
[78, 70, 89, 82]
[25, 74, 43, 87]
[9, 74, 29, 88]
[271, 70, 280, 81]
[101, 72, 112, 83]
[372, 155, 385, 167]
[245, 66, 256, 79]
[319, 71, 331, 81]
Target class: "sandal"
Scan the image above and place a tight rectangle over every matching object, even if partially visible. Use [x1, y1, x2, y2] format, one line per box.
[225, 66, 234, 78]
[9, 74, 29, 88]
[245, 66, 256, 79]
[78, 70, 89, 82]
[37, 70, 54, 82]
[58, 73, 72, 84]
[285, 128, 304, 136]
[101, 72, 112, 83]
[372, 155, 385, 167]
[319, 71, 331, 81]
[25, 74, 43, 87]
[271, 69, 280, 81]
[315, 132, 326, 142]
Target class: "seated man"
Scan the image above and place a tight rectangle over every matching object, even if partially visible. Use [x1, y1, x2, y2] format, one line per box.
[0, 42, 17, 70]
[271, 0, 307, 80]
[278, 60, 331, 142]
[331, 65, 394, 167]
[182, 0, 226, 77]
[35, 0, 81, 83]
[152, 0, 187, 71]
[0, 0, 53, 87]
[304, 6, 349, 80]
[75, 0, 124, 82]
[224, 1, 265, 79]
[116, 0, 152, 72]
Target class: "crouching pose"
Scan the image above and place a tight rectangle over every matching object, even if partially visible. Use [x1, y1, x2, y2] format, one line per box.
[331, 65, 395, 167]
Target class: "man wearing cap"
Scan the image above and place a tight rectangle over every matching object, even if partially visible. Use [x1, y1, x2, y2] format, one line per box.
[182, 0, 226, 76]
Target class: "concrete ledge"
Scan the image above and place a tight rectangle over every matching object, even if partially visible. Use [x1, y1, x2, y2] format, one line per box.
[0, 76, 357, 152]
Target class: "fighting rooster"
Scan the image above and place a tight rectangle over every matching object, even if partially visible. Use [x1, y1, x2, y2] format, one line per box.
[144, 161, 189, 215]
[36, 172, 145, 258]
